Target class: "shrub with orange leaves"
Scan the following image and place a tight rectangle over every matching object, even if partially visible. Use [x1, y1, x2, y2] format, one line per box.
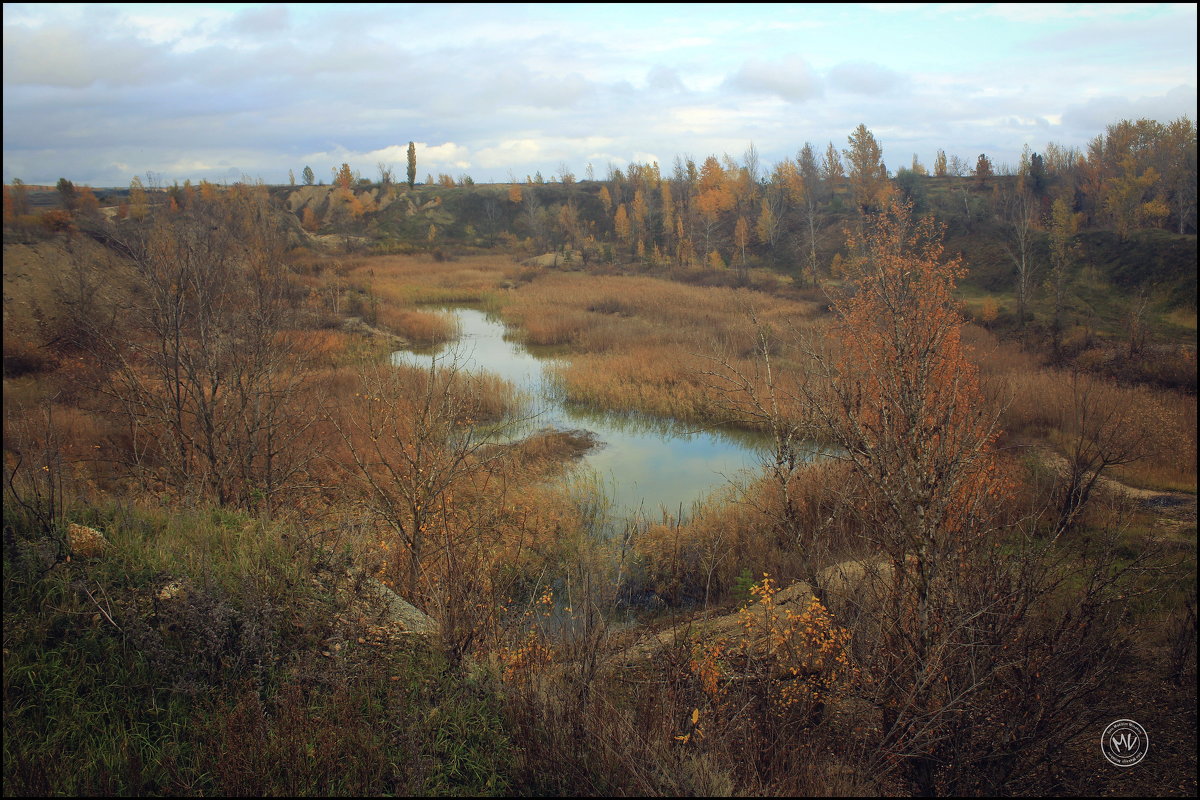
[688, 575, 855, 733]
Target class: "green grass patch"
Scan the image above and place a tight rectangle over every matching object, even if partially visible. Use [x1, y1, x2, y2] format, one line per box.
[3, 502, 514, 796]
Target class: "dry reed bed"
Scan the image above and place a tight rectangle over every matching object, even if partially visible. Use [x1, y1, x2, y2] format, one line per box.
[373, 307, 459, 345]
[964, 325, 1197, 490]
[345, 253, 518, 306]
[494, 272, 824, 427]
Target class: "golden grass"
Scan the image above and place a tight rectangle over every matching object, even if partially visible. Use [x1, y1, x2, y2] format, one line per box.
[281, 328, 357, 367]
[492, 272, 823, 426]
[343, 253, 518, 306]
[998, 366, 1196, 491]
[374, 306, 458, 345]
[633, 460, 863, 605]
[1164, 307, 1197, 331]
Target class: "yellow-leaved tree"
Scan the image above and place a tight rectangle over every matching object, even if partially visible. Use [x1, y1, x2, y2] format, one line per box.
[807, 199, 1146, 794]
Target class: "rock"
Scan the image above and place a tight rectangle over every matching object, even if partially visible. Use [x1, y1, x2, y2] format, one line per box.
[67, 522, 108, 558]
[524, 250, 580, 268]
[817, 557, 893, 610]
[157, 581, 187, 601]
[362, 578, 439, 635]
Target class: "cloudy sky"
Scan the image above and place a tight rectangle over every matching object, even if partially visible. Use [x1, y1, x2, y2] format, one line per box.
[3, 2, 1196, 187]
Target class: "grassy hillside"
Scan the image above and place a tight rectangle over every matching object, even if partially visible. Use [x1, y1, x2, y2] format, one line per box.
[3, 504, 514, 796]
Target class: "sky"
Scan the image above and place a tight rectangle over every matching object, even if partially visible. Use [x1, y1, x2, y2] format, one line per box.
[3, 2, 1196, 187]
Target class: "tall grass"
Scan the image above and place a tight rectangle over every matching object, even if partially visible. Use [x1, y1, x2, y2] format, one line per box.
[986, 347, 1197, 492]
[2, 502, 515, 796]
[375, 306, 459, 345]
[495, 272, 822, 428]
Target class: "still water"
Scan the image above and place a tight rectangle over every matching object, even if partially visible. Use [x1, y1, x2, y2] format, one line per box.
[391, 307, 770, 521]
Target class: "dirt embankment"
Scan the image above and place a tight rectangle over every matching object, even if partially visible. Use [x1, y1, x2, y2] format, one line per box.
[1035, 446, 1197, 534]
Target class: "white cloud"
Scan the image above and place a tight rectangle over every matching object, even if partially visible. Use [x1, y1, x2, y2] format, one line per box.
[725, 56, 822, 102]
[828, 62, 903, 96]
[2, 23, 161, 87]
[472, 137, 617, 171]
[418, 142, 473, 170]
[2, 3, 1194, 186]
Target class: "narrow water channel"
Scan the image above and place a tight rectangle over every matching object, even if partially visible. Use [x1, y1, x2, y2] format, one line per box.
[391, 307, 770, 521]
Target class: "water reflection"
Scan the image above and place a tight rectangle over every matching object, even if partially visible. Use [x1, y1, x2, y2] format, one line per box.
[391, 307, 771, 518]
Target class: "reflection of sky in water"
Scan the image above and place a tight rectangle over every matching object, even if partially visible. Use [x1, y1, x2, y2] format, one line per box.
[392, 308, 771, 518]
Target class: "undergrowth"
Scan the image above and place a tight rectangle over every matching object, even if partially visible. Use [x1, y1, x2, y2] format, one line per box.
[2, 503, 513, 796]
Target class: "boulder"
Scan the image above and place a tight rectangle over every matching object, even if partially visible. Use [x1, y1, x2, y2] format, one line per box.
[67, 522, 108, 558]
[362, 578, 439, 635]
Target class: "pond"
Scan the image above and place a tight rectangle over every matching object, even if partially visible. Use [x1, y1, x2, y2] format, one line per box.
[391, 307, 772, 522]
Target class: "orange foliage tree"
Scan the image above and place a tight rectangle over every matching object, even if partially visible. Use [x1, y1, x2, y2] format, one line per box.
[807, 200, 1141, 794]
[815, 198, 1005, 789]
[828, 199, 1002, 550]
[695, 160, 734, 255]
[334, 162, 355, 190]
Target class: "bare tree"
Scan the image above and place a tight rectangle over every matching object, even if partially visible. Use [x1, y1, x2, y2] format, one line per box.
[1052, 371, 1151, 533]
[333, 350, 538, 665]
[377, 161, 394, 186]
[999, 188, 1040, 332]
[702, 313, 818, 561]
[92, 185, 316, 511]
[521, 187, 547, 249]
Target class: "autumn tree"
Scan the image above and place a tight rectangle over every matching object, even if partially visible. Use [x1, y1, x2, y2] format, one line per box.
[129, 176, 148, 220]
[557, 200, 580, 251]
[754, 197, 779, 257]
[973, 153, 993, 186]
[9, 178, 30, 217]
[820, 199, 1001, 609]
[613, 203, 631, 247]
[733, 214, 750, 273]
[695, 156, 734, 255]
[407, 141, 417, 188]
[811, 199, 1003, 789]
[1103, 154, 1163, 237]
[631, 187, 650, 245]
[334, 162, 355, 190]
[805, 199, 1140, 794]
[844, 124, 889, 212]
[933, 149, 948, 177]
[302, 165, 315, 186]
[821, 141, 845, 193]
[74, 185, 100, 218]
